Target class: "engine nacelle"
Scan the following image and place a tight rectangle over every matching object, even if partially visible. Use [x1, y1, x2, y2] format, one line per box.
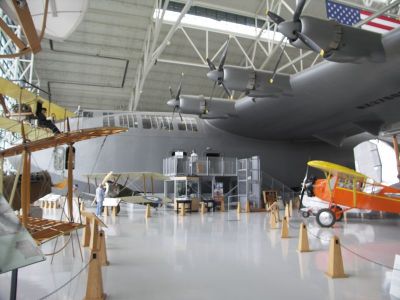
[291, 16, 385, 63]
[223, 66, 255, 91]
[223, 66, 292, 98]
[179, 95, 236, 119]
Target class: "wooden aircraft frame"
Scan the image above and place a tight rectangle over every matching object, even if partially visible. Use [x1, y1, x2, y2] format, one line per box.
[0, 126, 127, 242]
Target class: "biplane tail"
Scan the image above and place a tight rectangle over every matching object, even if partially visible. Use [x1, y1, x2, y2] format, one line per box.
[52, 178, 67, 189]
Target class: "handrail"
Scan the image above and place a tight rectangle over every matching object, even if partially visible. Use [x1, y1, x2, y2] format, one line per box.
[224, 184, 238, 197]
[261, 170, 297, 205]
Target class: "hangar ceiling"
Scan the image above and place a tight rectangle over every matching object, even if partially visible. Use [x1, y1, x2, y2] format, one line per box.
[31, 0, 400, 112]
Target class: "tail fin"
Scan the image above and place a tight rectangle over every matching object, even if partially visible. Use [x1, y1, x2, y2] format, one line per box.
[53, 178, 67, 189]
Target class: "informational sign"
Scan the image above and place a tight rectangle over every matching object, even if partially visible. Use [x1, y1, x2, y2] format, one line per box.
[213, 182, 223, 197]
[103, 197, 121, 207]
[175, 151, 184, 158]
[0, 196, 45, 274]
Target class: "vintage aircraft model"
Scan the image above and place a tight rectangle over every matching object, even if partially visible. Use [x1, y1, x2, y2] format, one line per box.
[301, 160, 400, 227]
[0, 77, 77, 211]
[83, 171, 172, 212]
[0, 76, 127, 246]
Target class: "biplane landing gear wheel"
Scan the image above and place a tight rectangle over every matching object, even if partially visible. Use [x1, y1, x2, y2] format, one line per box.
[330, 205, 343, 222]
[316, 208, 336, 228]
[116, 204, 121, 215]
[302, 211, 310, 218]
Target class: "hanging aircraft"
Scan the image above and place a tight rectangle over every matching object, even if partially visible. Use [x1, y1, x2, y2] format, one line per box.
[170, 0, 400, 147]
[300, 160, 400, 228]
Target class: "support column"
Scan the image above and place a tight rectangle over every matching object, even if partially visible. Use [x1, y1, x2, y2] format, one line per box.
[392, 135, 400, 179]
[67, 143, 74, 222]
[0, 156, 3, 195]
[10, 269, 18, 300]
[26, 152, 30, 219]
[21, 150, 31, 227]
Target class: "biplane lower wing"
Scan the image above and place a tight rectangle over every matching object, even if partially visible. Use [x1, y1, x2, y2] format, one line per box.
[119, 195, 172, 206]
[20, 216, 84, 245]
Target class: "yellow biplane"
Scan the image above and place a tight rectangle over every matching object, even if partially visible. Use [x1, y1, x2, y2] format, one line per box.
[0, 78, 75, 120]
[0, 77, 76, 144]
[301, 160, 400, 227]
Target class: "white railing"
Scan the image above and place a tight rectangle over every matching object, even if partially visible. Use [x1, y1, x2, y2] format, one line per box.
[163, 156, 237, 177]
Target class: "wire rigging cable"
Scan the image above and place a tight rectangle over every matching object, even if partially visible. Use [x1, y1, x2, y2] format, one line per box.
[286, 217, 400, 271]
[90, 136, 108, 175]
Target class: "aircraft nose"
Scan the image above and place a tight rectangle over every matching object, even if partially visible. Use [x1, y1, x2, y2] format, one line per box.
[167, 99, 178, 107]
[207, 70, 222, 82]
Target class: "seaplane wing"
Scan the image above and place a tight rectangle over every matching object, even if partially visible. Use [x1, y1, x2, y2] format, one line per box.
[0, 116, 53, 141]
[0, 77, 75, 121]
[205, 27, 400, 145]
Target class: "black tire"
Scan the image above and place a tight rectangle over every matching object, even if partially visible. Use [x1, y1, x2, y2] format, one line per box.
[331, 205, 343, 222]
[316, 208, 336, 228]
[302, 211, 310, 218]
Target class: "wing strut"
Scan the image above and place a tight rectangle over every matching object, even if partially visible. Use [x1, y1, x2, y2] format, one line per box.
[392, 135, 400, 180]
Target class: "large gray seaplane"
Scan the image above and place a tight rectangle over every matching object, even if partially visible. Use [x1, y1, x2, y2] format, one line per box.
[14, 0, 400, 192]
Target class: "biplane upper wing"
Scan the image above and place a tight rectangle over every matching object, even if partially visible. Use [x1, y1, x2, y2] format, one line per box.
[308, 160, 367, 179]
[84, 171, 170, 181]
[0, 77, 75, 121]
[0, 116, 53, 141]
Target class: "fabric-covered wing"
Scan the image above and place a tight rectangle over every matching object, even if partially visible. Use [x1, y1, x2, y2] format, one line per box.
[0, 116, 53, 141]
[0, 78, 75, 121]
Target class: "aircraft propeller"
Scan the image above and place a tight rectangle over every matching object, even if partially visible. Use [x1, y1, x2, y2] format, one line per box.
[299, 164, 309, 211]
[266, 0, 324, 83]
[206, 39, 231, 98]
[266, 0, 325, 57]
[167, 73, 184, 122]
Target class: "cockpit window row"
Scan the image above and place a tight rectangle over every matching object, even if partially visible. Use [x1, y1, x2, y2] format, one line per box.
[102, 114, 198, 132]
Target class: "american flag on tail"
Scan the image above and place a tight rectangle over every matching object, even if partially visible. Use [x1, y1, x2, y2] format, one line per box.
[326, 0, 400, 34]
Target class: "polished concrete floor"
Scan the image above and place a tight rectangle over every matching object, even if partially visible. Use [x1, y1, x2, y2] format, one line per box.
[1, 203, 400, 300]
